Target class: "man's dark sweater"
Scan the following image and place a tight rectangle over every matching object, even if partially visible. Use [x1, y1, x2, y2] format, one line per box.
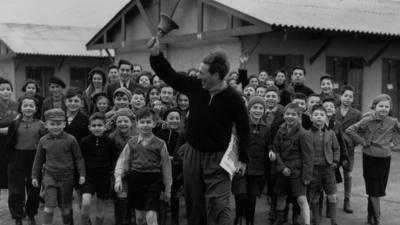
[80, 134, 117, 173]
[150, 53, 250, 162]
[292, 83, 314, 97]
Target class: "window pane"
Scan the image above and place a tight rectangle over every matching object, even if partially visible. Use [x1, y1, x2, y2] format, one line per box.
[326, 57, 363, 109]
[70, 67, 91, 91]
[259, 54, 303, 79]
[25, 66, 55, 97]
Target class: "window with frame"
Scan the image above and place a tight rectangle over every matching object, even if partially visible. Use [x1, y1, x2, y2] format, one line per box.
[70, 67, 91, 91]
[259, 54, 304, 78]
[326, 57, 364, 110]
[26, 66, 55, 97]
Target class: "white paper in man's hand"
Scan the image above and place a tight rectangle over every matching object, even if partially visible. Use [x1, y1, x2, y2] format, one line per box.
[219, 134, 239, 179]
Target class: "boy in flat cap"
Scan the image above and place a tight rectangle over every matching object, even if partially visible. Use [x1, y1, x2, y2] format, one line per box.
[41, 77, 66, 120]
[32, 108, 86, 225]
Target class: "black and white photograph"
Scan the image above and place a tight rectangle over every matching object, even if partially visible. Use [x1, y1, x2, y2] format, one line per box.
[1, 0, 400, 225]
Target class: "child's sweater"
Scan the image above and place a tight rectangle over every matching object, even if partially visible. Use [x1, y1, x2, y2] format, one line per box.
[114, 135, 172, 194]
[346, 113, 400, 157]
[80, 134, 117, 173]
[32, 131, 85, 179]
[155, 128, 180, 156]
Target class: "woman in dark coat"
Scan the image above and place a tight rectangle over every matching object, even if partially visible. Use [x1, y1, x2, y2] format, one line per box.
[83, 68, 108, 115]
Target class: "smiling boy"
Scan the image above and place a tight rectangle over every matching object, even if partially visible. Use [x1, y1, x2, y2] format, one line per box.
[115, 107, 172, 225]
[32, 108, 85, 225]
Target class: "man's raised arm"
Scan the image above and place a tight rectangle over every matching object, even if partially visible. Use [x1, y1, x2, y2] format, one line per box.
[149, 37, 198, 95]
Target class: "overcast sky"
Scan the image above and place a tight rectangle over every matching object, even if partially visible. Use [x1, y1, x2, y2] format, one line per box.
[0, 0, 130, 27]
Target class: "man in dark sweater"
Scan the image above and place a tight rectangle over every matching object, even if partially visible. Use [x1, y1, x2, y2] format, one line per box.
[148, 37, 250, 225]
[291, 66, 314, 97]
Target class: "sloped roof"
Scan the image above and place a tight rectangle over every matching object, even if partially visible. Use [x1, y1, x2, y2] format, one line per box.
[0, 23, 112, 57]
[215, 0, 400, 36]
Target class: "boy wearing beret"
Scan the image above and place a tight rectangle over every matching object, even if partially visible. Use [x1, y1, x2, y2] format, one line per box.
[32, 108, 86, 225]
[105, 87, 132, 133]
[41, 77, 66, 119]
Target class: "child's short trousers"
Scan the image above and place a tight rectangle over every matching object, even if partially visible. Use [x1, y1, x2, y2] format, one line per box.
[128, 171, 163, 211]
[274, 173, 306, 197]
[42, 174, 74, 209]
[308, 165, 337, 202]
[80, 172, 111, 200]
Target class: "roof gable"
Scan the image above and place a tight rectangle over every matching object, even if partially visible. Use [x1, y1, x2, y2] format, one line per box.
[0, 23, 111, 57]
[86, 0, 270, 50]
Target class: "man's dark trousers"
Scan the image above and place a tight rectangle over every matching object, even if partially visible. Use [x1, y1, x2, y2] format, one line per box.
[183, 144, 232, 225]
[8, 150, 40, 219]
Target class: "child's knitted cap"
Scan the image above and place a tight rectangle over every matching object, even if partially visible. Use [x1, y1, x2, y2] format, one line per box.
[113, 87, 132, 101]
[247, 96, 266, 111]
[114, 108, 136, 121]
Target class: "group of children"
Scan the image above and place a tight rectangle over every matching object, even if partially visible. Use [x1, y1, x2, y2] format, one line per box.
[0, 58, 398, 225]
[227, 67, 399, 225]
[0, 65, 188, 225]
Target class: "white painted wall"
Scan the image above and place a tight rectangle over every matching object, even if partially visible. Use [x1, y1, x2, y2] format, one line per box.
[116, 38, 241, 74]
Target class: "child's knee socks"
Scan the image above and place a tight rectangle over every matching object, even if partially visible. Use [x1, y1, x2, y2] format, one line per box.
[61, 211, 73, 225]
[43, 211, 54, 225]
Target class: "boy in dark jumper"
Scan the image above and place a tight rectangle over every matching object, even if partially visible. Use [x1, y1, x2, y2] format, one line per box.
[155, 108, 183, 225]
[80, 112, 117, 225]
[307, 105, 340, 225]
[31, 108, 86, 225]
[115, 108, 172, 225]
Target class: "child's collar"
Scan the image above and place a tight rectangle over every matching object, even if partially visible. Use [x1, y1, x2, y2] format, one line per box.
[51, 94, 63, 101]
[311, 124, 326, 132]
[138, 133, 154, 143]
[48, 131, 65, 139]
[249, 116, 266, 126]
[266, 106, 277, 113]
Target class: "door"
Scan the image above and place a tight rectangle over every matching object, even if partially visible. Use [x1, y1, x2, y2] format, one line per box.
[382, 59, 400, 118]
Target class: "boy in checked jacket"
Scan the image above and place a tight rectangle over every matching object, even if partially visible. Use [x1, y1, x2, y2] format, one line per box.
[270, 103, 313, 225]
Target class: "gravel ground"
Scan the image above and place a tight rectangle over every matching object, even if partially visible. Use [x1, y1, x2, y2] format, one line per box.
[1, 148, 400, 225]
